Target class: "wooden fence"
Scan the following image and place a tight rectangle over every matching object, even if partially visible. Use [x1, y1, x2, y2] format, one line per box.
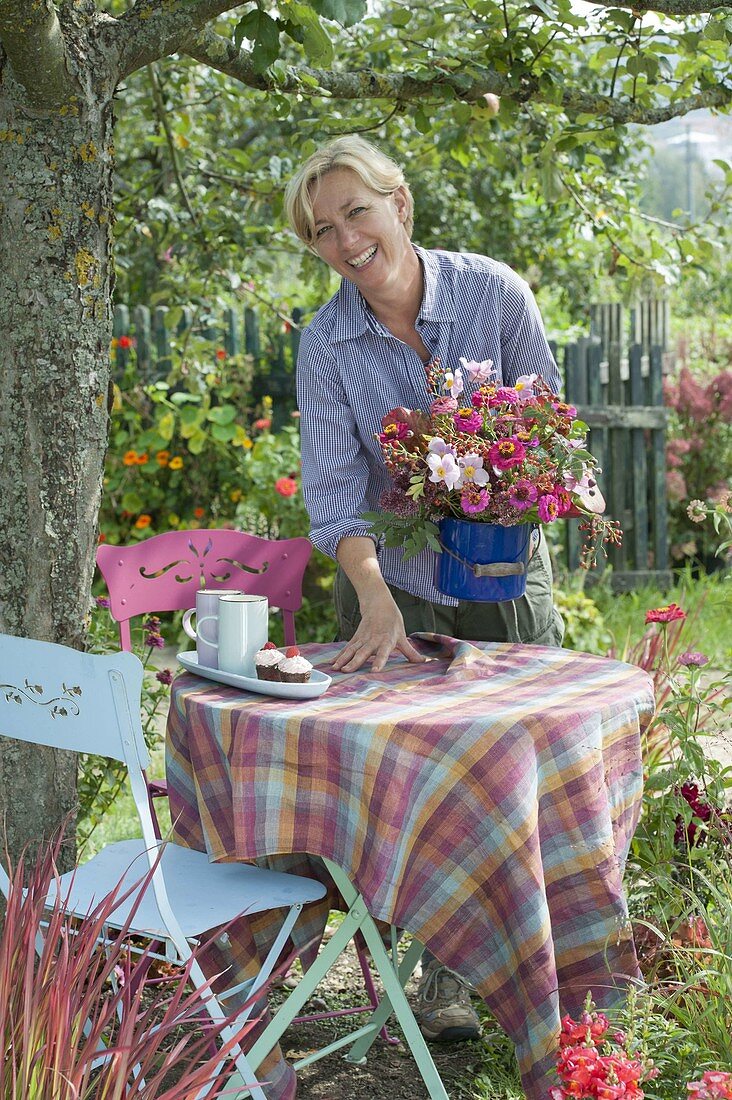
[555, 299, 671, 590]
[112, 297, 672, 590]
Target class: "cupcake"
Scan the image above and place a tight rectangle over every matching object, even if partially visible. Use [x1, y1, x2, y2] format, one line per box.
[278, 646, 312, 684]
[255, 641, 284, 681]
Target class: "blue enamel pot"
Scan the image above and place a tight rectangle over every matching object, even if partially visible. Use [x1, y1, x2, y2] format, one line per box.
[435, 519, 531, 602]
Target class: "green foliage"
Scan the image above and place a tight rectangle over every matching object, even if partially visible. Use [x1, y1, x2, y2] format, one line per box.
[553, 583, 613, 654]
[79, 605, 174, 845]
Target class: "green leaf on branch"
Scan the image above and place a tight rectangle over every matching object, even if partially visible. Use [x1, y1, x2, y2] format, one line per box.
[234, 10, 281, 72]
[309, 0, 367, 26]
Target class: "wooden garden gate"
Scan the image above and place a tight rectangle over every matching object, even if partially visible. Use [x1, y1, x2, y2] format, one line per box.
[555, 300, 672, 590]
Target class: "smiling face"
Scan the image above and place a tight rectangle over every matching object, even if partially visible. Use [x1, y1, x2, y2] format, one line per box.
[310, 168, 415, 299]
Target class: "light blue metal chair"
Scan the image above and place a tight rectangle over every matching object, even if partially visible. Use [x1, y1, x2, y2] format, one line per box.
[0, 633, 449, 1099]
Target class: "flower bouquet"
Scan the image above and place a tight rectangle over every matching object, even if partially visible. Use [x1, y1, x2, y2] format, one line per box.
[364, 356, 621, 601]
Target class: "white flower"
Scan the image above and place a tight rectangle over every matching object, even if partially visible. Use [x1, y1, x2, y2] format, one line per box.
[459, 358, 495, 383]
[427, 436, 453, 456]
[443, 368, 464, 399]
[457, 452, 490, 488]
[513, 372, 538, 395]
[426, 451, 461, 490]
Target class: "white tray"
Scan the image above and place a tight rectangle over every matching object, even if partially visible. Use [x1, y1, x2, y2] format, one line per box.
[176, 651, 332, 700]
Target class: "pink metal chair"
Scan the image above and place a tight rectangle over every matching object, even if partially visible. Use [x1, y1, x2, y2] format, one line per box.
[96, 528, 396, 1042]
[96, 528, 312, 651]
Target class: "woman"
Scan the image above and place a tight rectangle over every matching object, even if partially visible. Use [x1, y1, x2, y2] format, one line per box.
[285, 137, 565, 1041]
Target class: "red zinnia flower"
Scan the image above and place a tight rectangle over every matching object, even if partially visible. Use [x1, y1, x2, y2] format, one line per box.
[275, 476, 298, 497]
[645, 603, 686, 624]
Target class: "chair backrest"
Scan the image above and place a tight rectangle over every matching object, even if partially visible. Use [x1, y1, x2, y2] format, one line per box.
[96, 529, 312, 648]
[0, 633, 185, 946]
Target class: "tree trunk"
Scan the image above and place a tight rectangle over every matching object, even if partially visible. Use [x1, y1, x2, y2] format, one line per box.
[0, 30, 115, 870]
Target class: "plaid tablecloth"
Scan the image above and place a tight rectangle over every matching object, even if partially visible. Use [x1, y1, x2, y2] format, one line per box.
[166, 634, 654, 1099]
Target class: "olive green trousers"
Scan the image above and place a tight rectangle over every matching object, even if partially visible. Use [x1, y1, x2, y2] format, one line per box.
[334, 533, 564, 647]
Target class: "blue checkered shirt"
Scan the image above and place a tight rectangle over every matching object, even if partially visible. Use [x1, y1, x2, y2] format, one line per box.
[296, 246, 561, 604]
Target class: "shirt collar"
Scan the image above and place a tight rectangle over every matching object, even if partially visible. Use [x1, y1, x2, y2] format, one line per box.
[329, 246, 456, 344]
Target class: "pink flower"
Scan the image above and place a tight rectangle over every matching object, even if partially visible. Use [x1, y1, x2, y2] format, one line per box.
[379, 422, 410, 443]
[645, 603, 686, 624]
[459, 357, 495, 382]
[678, 366, 714, 421]
[514, 373, 539, 397]
[95, 595, 111, 609]
[430, 395, 458, 416]
[453, 408, 483, 433]
[460, 487, 491, 514]
[538, 494, 561, 522]
[688, 1071, 732, 1099]
[490, 386, 520, 407]
[156, 668, 174, 686]
[666, 469, 688, 502]
[679, 651, 709, 667]
[508, 479, 538, 510]
[489, 437, 526, 471]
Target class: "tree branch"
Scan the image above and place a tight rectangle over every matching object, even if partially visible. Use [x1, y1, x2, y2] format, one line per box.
[107, 0, 247, 80]
[589, 0, 730, 13]
[183, 25, 732, 126]
[0, 0, 76, 108]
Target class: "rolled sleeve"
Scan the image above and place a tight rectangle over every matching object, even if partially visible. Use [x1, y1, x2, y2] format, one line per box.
[296, 328, 378, 561]
[497, 267, 562, 395]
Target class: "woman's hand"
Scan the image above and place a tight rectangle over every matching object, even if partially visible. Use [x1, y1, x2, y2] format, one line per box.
[332, 590, 427, 674]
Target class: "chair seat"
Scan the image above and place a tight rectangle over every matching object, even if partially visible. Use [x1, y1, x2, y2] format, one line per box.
[47, 839, 326, 940]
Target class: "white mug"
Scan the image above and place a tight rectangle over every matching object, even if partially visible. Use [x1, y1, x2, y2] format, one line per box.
[182, 589, 242, 669]
[198, 594, 269, 679]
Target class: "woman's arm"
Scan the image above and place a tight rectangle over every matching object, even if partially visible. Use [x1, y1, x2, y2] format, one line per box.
[333, 536, 427, 672]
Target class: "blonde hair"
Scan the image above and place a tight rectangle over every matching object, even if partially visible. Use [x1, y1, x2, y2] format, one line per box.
[285, 136, 414, 247]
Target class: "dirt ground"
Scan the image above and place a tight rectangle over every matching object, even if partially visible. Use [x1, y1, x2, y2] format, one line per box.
[272, 932, 495, 1100]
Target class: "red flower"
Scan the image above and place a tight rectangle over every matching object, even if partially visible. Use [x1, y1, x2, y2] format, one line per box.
[215, 348, 227, 360]
[193, 506, 205, 519]
[275, 476, 298, 498]
[253, 417, 272, 431]
[645, 603, 686, 624]
[118, 334, 133, 349]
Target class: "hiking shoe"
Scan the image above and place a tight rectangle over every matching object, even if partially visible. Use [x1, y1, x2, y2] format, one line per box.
[416, 960, 481, 1042]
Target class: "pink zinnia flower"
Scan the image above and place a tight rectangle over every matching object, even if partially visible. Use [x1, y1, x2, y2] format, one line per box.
[679, 651, 709, 667]
[454, 408, 482, 433]
[460, 487, 491, 514]
[508, 479, 538, 511]
[156, 668, 174, 685]
[538, 494, 560, 522]
[379, 422, 410, 443]
[645, 603, 686, 624]
[430, 395, 458, 416]
[489, 437, 526, 471]
[489, 386, 520, 407]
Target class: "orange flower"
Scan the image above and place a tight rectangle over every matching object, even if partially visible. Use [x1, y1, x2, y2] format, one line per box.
[123, 450, 138, 466]
[135, 514, 152, 529]
[275, 476, 298, 498]
[98, 532, 107, 543]
[216, 348, 227, 360]
[169, 456, 183, 470]
[253, 418, 272, 431]
[193, 506, 205, 519]
[156, 450, 170, 466]
[136, 453, 149, 465]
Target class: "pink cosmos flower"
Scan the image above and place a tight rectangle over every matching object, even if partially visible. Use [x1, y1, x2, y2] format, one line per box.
[488, 437, 526, 471]
[454, 408, 483, 433]
[430, 395, 459, 416]
[508, 479, 538, 510]
[538, 494, 561, 522]
[459, 357, 495, 382]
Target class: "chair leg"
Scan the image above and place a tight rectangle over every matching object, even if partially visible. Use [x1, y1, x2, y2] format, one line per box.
[323, 860, 449, 1100]
[345, 937, 424, 1064]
